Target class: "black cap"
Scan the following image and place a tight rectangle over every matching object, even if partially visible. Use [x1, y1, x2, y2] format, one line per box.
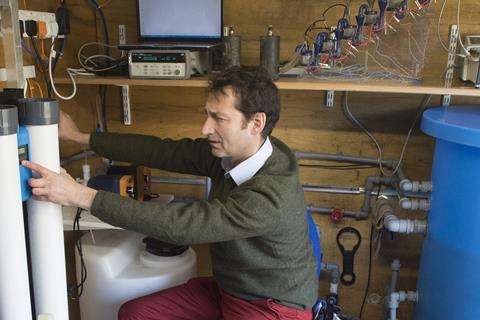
[18, 98, 59, 126]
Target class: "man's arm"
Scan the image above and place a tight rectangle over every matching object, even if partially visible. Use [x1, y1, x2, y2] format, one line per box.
[23, 160, 97, 210]
[59, 111, 91, 145]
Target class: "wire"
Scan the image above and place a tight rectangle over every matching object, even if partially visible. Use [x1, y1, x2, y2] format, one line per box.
[437, 0, 449, 52]
[26, 78, 34, 97]
[31, 79, 44, 97]
[342, 92, 432, 177]
[299, 163, 376, 170]
[29, 36, 52, 98]
[87, 0, 110, 56]
[456, 0, 470, 56]
[21, 39, 47, 64]
[322, 4, 348, 20]
[98, 0, 112, 8]
[77, 41, 127, 74]
[359, 181, 383, 318]
[48, 39, 77, 100]
[69, 208, 88, 300]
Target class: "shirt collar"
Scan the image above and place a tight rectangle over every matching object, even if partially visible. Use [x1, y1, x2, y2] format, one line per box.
[222, 137, 273, 186]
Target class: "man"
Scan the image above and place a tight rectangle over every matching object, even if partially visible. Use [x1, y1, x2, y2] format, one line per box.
[24, 66, 318, 320]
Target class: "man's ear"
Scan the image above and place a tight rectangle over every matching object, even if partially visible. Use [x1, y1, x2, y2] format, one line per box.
[250, 112, 266, 135]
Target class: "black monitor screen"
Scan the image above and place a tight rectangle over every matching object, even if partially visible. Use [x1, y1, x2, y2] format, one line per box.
[138, 0, 223, 41]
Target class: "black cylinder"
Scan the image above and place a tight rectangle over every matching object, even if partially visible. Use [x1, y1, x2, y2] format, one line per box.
[224, 35, 241, 68]
[260, 35, 280, 80]
[18, 98, 59, 126]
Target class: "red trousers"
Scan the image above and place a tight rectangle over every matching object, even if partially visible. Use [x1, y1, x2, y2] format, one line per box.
[118, 277, 312, 320]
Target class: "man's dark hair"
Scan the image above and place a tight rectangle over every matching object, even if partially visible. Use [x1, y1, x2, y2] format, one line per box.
[208, 66, 280, 138]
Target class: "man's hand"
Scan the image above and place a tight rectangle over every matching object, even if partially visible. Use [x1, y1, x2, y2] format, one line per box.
[59, 110, 91, 145]
[22, 160, 97, 210]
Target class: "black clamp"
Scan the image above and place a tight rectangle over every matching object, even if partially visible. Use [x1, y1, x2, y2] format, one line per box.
[336, 227, 361, 286]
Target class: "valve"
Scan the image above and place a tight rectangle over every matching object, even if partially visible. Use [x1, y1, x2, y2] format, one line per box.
[330, 208, 344, 222]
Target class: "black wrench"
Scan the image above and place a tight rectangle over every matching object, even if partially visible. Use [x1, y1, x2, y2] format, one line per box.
[337, 227, 362, 286]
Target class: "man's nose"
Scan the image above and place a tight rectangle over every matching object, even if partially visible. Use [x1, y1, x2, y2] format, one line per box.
[201, 117, 214, 136]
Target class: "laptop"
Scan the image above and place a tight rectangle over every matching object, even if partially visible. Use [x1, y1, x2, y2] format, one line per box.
[119, 0, 224, 51]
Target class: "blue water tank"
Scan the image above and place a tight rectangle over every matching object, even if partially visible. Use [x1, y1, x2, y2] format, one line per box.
[414, 105, 480, 319]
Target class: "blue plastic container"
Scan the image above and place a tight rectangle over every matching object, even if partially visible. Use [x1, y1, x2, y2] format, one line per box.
[414, 105, 480, 319]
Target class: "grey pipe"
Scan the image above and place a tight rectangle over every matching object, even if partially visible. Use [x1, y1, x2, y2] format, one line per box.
[151, 176, 207, 185]
[322, 262, 340, 295]
[306, 206, 359, 218]
[390, 259, 401, 294]
[295, 151, 399, 169]
[362, 176, 398, 214]
[303, 184, 430, 199]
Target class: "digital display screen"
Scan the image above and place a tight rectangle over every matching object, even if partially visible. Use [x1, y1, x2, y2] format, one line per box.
[18, 145, 28, 163]
[132, 52, 186, 63]
[138, 0, 222, 41]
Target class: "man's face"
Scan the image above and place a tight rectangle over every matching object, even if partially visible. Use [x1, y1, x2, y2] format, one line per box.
[202, 87, 261, 166]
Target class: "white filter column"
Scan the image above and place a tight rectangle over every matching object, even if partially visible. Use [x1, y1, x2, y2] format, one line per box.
[0, 105, 32, 320]
[19, 99, 69, 320]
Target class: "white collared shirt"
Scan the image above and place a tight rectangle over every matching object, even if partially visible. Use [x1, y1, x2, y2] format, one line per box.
[221, 137, 273, 186]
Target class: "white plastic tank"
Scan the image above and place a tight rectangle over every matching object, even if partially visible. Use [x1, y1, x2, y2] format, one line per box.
[76, 229, 197, 320]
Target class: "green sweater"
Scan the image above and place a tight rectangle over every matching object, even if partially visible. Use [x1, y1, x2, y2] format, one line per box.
[89, 132, 318, 310]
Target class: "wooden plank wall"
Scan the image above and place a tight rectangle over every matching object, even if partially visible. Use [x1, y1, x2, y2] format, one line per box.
[5, 1, 480, 319]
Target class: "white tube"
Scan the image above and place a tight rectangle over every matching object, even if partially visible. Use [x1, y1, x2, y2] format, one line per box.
[0, 133, 32, 320]
[389, 291, 418, 320]
[400, 179, 432, 193]
[82, 163, 91, 186]
[384, 213, 427, 234]
[26, 124, 69, 320]
[330, 282, 338, 294]
[398, 197, 430, 211]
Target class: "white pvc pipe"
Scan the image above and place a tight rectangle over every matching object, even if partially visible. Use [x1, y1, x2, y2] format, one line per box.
[26, 124, 69, 320]
[384, 212, 427, 234]
[0, 133, 32, 320]
[399, 197, 431, 211]
[389, 291, 418, 320]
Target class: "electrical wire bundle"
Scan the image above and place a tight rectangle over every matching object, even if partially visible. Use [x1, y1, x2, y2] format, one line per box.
[284, 0, 434, 82]
[77, 42, 128, 76]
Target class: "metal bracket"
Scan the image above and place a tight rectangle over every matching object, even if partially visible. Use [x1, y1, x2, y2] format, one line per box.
[325, 90, 335, 107]
[120, 85, 131, 125]
[442, 25, 458, 107]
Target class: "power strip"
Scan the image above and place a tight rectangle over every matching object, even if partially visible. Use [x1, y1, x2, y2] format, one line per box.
[19, 10, 56, 23]
[0, 65, 36, 82]
[19, 10, 58, 38]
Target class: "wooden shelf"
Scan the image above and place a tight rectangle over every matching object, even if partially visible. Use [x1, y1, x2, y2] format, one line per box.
[55, 75, 480, 97]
